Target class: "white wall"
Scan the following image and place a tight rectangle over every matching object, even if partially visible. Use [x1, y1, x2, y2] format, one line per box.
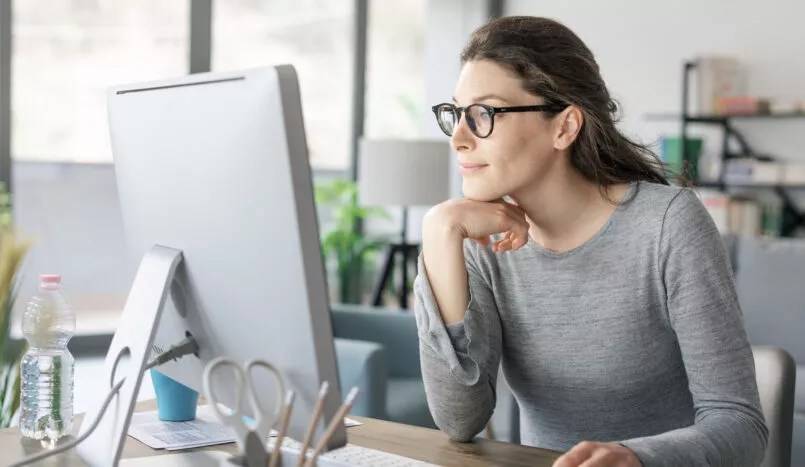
[424, 0, 489, 200]
[506, 0, 805, 168]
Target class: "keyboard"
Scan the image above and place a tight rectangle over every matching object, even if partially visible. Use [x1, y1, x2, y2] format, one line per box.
[269, 436, 440, 467]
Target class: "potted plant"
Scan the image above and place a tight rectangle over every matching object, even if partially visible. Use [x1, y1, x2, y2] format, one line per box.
[0, 183, 33, 428]
[314, 179, 389, 304]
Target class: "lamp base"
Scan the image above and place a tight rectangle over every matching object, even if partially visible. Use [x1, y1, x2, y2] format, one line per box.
[371, 242, 420, 309]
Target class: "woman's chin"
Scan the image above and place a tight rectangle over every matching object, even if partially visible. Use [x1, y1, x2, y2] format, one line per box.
[462, 183, 506, 202]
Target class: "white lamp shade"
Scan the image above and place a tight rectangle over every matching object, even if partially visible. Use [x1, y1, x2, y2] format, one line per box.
[358, 139, 452, 207]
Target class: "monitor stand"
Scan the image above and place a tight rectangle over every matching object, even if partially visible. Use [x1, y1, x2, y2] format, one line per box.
[76, 245, 183, 467]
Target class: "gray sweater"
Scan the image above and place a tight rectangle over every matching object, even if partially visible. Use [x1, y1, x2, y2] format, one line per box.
[413, 182, 769, 466]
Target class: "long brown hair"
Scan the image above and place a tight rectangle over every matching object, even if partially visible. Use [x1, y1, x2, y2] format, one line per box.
[461, 16, 668, 189]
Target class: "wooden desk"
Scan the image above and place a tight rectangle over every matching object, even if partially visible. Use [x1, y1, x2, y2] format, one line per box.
[1, 400, 561, 466]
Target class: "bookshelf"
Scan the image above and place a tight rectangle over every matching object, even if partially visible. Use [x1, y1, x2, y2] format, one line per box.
[646, 112, 805, 124]
[646, 60, 805, 236]
[693, 182, 805, 191]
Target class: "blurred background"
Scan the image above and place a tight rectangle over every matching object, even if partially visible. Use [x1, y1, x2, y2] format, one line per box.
[1, 0, 804, 463]
[5, 0, 805, 312]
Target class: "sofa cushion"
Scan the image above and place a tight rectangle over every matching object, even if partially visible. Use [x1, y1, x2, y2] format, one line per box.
[734, 237, 805, 364]
[721, 233, 739, 273]
[334, 338, 388, 419]
[386, 377, 436, 429]
[793, 414, 805, 467]
[331, 304, 422, 379]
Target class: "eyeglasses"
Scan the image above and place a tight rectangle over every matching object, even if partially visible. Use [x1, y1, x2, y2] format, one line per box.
[431, 102, 568, 138]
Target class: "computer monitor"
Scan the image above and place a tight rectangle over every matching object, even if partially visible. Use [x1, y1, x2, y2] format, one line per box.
[76, 66, 345, 465]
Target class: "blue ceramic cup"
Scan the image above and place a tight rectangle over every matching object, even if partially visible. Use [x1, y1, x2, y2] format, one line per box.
[150, 369, 199, 421]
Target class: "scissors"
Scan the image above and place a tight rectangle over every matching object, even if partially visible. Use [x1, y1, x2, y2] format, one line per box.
[202, 357, 287, 467]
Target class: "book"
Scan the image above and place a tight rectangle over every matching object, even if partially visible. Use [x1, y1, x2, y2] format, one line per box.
[727, 197, 760, 237]
[695, 56, 745, 115]
[723, 159, 781, 185]
[697, 190, 730, 233]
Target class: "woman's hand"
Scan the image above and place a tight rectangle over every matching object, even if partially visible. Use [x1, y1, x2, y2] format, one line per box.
[553, 442, 642, 467]
[420, 197, 529, 324]
[424, 198, 530, 253]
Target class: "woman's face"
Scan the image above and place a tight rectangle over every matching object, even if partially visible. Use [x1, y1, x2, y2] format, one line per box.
[450, 60, 567, 202]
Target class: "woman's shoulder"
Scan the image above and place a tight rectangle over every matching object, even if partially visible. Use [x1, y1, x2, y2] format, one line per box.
[623, 181, 705, 221]
[627, 180, 688, 208]
[627, 181, 716, 238]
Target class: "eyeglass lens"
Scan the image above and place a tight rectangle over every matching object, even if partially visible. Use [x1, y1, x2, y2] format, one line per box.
[436, 105, 493, 138]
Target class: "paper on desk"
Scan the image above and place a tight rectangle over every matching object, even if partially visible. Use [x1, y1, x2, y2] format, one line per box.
[128, 405, 235, 450]
[128, 405, 363, 451]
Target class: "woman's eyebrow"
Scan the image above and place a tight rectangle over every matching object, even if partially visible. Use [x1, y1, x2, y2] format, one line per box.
[451, 94, 511, 105]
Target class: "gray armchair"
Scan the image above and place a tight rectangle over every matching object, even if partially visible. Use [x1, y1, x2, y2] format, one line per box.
[330, 303, 436, 428]
[732, 236, 805, 466]
[332, 337, 387, 420]
[753, 346, 796, 467]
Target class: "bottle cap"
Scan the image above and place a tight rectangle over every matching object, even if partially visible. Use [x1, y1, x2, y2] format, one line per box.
[39, 274, 62, 290]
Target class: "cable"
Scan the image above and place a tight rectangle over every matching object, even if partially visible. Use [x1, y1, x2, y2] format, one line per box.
[10, 378, 125, 467]
[10, 336, 199, 466]
[145, 336, 199, 370]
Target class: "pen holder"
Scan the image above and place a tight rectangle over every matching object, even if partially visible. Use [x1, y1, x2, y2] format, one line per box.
[151, 369, 199, 421]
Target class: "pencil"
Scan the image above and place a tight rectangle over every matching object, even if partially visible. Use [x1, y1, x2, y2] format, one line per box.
[295, 381, 329, 467]
[303, 387, 360, 467]
[268, 391, 295, 467]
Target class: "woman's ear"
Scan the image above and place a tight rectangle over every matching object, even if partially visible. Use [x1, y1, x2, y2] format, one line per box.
[553, 106, 583, 150]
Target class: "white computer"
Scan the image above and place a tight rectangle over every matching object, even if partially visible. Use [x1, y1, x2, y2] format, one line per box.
[75, 66, 346, 466]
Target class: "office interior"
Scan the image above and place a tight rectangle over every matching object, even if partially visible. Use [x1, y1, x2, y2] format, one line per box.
[0, 0, 803, 465]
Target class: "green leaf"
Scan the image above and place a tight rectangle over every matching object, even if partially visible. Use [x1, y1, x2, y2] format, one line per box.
[314, 179, 392, 304]
[0, 366, 8, 420]
[0, 363, 14, 428]
[0, 362, 21, 428]
[0, 281, 16, 369]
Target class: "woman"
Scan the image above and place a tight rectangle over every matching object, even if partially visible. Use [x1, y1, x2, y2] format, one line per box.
[414, 16, 768, 467]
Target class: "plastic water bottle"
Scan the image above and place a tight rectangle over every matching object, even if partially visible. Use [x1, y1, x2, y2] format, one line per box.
[19, 274, 75, 441]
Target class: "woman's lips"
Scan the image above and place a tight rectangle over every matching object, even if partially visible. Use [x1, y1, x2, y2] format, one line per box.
[459, 162, 489, 175]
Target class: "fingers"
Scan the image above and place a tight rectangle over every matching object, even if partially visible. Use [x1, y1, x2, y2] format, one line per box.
[553, 441, 597, 467]
[553, 442, 639, 467]
[578, 450, 620, 467]
[491, 204, 529, 253]
[504, 204, 530, 243]
[491, 230, 527, 253]
[491, 232, 513, 252]
[508, 217, 530, 250]
[471, 236, 491, 247]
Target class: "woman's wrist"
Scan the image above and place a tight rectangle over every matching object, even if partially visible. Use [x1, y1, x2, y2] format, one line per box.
[423, 204, 465, 245]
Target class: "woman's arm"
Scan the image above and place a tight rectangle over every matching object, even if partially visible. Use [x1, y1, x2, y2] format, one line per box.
[413, 200, 528, 441]
[620, 189, 769, 467]
[420, 209, 472, 325]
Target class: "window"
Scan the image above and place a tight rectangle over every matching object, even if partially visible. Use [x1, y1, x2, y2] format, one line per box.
[213, 0, 354, 171]
[364, 0, 426, 139]
[12, 0, 189, 163]
[10, 1, 190, 312]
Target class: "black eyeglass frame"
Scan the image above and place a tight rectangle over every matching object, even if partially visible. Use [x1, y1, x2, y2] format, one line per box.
[431, 102, 569, 138]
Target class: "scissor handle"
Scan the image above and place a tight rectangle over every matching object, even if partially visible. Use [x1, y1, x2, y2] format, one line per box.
[243, 359, 287, 439]
[202, 356, 250, 443]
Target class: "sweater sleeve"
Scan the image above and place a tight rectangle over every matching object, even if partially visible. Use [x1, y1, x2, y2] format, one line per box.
[620, 189, 769, 467]
[412, 240, 503, 442]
